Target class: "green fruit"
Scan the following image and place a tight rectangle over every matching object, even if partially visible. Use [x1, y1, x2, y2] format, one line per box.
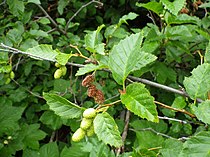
[86, 125, 95, 137]
[55, 62, 62, 68]
[80, 118, 93, 130]
[83, 108, 97, 119]
[54, 69, 63, 79]
[10, 71, 15, 79]
[5, 78, 11, 84]
[72, 128, 86, 142]
[60, 66, 67, 76]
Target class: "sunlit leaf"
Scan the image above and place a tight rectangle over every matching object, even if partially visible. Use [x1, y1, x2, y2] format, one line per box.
[94, 112, 123, 147]
[43, 93, 83, 119]
[121, 83, 159, 122]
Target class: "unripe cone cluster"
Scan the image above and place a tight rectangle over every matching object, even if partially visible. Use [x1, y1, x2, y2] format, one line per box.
[82, 75, 105, 104]
[72, 108, 97, 142]
[54, 63, 67, 79]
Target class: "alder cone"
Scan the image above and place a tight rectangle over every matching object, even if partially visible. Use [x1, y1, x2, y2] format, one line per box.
[80, 118, 93, 130]
[82, 75, 94, 87]
[94, 89, 105, 104]
[83, 108, 97, 119]
[87, 85, 97, 97]
[72, 128, 86, 142]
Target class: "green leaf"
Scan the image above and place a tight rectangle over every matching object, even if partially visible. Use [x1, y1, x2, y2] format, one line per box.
[183, 63, 210, 100]
[60, 145, 89, 157]
[40, 111, 63, 130]
[160, 0, 185, 15]
[85, 24, 105, 55]
[179, 131, 210, 157]
[160, 139, 183, 157]
[118, 12, 138, 26]
[29, 30, 49, 38]
[20, 124, 47, 150]
[0, 104, 24, 136]
[43, 93, 83, 119]
[136, 2, 164, 15]
[192, 100, 210, 124]
[205, 41, 210, 63]
[7, 0, 25, 17]
[38, 17, 51, 24]
[56, 53, 72, 65]
[39, 142, 59, 157]
[27, 44, 59, 61]
[132, 52, 157, 72]
[75, 64, 105, 76]
[109, 32, 144, 85]
[94, 112, 123, 147]
[28, 0, 41, 4]
[58, 0, 70, 15]
[120, 83, 158, 122]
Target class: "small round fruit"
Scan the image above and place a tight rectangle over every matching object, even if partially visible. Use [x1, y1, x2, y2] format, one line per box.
[10, 71, 15, 79]
[86, 125, 95, 137]
[60, 66, 67, 76]
[3, 140, 9, 145]
[5, 78, 11, 84]
[72, 128, 86, 142]
[80, 118, 93, 130]
[83, 108, 97, 119]
[54, 69, 63, 79]
[55, 62, 62, 68]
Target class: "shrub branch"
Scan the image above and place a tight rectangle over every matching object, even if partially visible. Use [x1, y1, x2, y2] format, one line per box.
[0, 43, 204, 104]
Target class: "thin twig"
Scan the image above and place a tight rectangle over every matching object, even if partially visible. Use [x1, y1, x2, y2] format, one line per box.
[116, 110, 131, 156]
[0, 43, 204, 103]
[12, 79, 43, 99]
[65, 0, 103, 32]
[158, 116, 189, 124]
[154, 100, 196, 118]
[36, 4, 66, 35]
[129, 128, 176, 139]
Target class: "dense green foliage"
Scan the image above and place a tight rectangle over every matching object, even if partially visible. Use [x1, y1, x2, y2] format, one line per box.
[0, 0, 210, 156]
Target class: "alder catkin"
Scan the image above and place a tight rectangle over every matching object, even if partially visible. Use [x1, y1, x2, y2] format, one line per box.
[82, 75, 94, 87]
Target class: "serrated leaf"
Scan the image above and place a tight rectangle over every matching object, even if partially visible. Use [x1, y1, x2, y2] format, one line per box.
[179, 131, 210, 157]
[56, 53, 72, 65]
[183, 63, 210, 100]
[120, 83, 158, 122]
[136, 2, 164, 15]
[132, 52, 157, 71]
[20, 124, 47, 150]
[160, 139, 183, 157]
[39, 142, 59, 157]
[7, 0, 25, 17]
[118, 12, 138, 26]
[75, 64, 105, 76]
[43, 93, 83, 119]
[58, 0, 70, 15]
[94, 112, 123, 147]
[85, 24, 105, 54]
[0, 104, 24, 136]
[192, 100, 210, 124]
[109, 32, 144, 85]
[160, 0, 185, 15]
[205, 41, 210, 63]
[28, 0, 41, 4]
[40, 111, 63, 130]
[26, 44, 59, 61]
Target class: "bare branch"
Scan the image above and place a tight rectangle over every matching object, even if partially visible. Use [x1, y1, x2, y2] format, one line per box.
[65, 0, 103, 32]
[36, 4, 66, 35]
[0, 43, 204, 103]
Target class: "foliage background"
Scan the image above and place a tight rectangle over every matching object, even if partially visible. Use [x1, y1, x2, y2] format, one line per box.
[0, 0, 210, 156]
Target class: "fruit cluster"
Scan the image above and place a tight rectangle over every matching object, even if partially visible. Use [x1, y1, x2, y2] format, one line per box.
[72, 108, 97, 142]
[82, 75, 105, 104]
[54, 63, 67, 79]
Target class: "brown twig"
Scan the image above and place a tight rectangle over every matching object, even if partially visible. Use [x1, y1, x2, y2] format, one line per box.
[65, 0, 103, 32]
[0, 43, 204, 103]
[116, 110, 131, 156]
[154, 100, 196, 118]
[36, 4, 66, 35]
